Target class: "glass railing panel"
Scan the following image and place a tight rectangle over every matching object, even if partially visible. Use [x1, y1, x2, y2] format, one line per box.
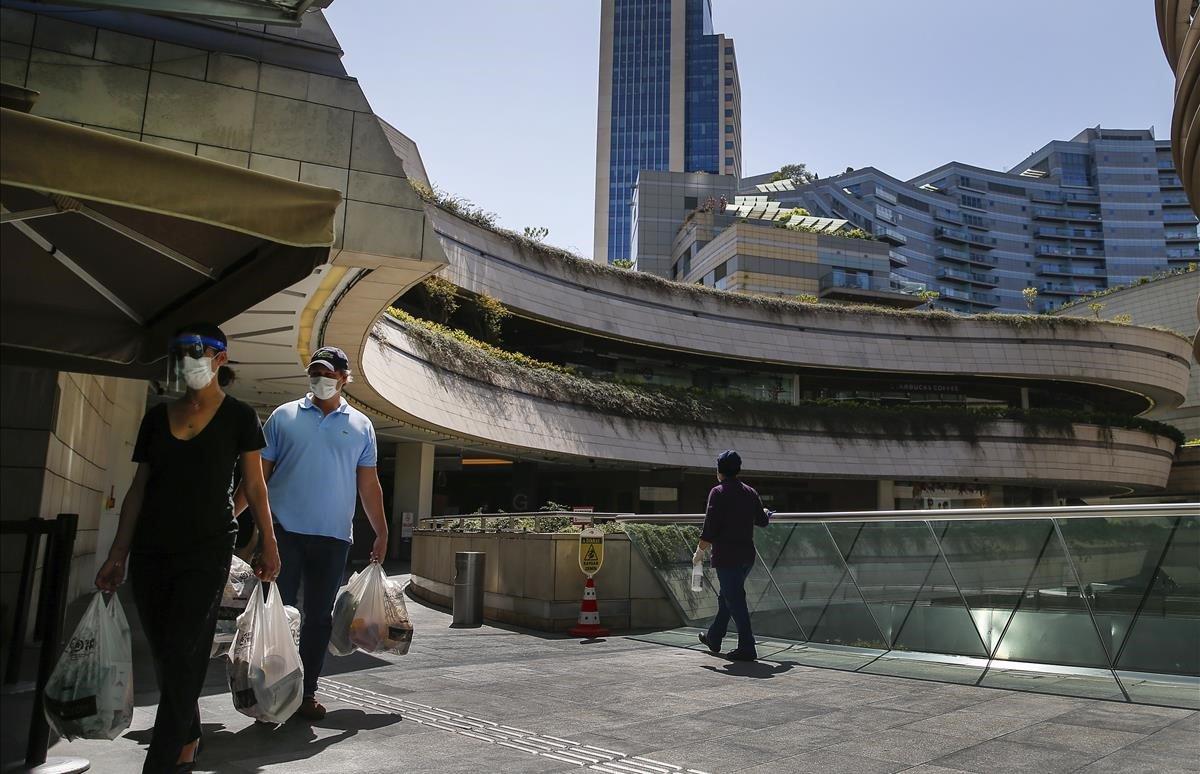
[1114, 516, 1200, 708]
[768, 522, 887, 651]
[746, 524, 804, 642]
[933, 518, 1051, 654]
[624, 523, 719, 627]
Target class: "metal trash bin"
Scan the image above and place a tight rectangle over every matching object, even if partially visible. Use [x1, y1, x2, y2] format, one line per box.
[452, 552, 485, 627]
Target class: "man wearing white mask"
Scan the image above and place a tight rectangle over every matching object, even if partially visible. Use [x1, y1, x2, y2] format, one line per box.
[236, 346, 387, 721]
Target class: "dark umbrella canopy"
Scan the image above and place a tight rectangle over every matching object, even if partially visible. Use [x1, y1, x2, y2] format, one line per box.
[1, 109, 341, 378]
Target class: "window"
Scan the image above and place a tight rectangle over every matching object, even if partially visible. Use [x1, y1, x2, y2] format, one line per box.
[725, 124, 733, 133]
[725, 77, 733, 86]
[725, 141, 733, 149]
[725, 156, 734, 166]
[724, 62, 732, 70]
[684, 196, 697, 210]
[724, 109, 733, 117]
[724, 93, 732, 101]
[714, 261, 727, 281]
[961, 194, 984, 209]
[725, 46, 733, 55]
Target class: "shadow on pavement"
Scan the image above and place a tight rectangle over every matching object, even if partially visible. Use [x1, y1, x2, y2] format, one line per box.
[122, 709, 402, 770]
[700, 659, 799, 679]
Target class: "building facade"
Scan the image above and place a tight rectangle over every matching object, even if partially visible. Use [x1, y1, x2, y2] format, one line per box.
[594, 0, 740, 265]
[735, 129, 1199, 313]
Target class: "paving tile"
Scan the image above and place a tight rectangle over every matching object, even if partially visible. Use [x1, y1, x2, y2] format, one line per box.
[1000, 720, 1146, 755]
[645, 736, 795, 772]
[1122, 727, 1200, 765]
[822, 727, 977, 765]
[1050, 704, 1194, 734]
[1077, 749, 1200, 774]
[931, 738, 1105, 773]
[968, 692, 1088, 721]
[742, 718, 866, 754]
[605, 714, 746, 747]
[737, 748, 908, 773]
[898, 709, 1040, 743]
[806, 705, 928, 731]
[692, 697, 841, 729]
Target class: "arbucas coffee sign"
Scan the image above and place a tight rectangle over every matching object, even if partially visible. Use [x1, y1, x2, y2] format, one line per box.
[887, 382, 961, 393]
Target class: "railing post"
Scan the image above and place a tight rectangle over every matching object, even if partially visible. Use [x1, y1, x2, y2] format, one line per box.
[26, 513, 77, 770]
[4, 527, 41, 685]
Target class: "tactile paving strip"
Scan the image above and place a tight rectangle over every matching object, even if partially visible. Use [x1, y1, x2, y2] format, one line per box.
[319, 678, 709, 774]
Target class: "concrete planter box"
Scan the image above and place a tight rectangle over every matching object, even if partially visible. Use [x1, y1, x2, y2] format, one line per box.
[409, 530, 678, 632]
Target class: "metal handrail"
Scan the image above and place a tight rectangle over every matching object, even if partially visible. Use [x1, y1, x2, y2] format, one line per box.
[416, 503, 1197, 530]
[614, 502, 1198, 524]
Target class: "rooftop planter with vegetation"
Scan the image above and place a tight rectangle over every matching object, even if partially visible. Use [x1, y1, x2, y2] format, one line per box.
[1055, 263, 1199, 313]
[380, 307, 1185, 447]
[411, 181, 1186, 340]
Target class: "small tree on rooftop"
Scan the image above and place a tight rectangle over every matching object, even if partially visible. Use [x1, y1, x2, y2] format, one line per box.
[474, 293, 510, 343]
[523, 226, 549, 241]
[612, 259, 634, 269]
[918, 290, 940, 310]
[770, 163, 816, 186]
[1088, 301, 1105, 319]
[421, 275, 459, 324]
[1022, 287, 1038, 312]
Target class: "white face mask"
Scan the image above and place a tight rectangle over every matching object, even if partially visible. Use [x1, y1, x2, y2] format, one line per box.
[309, 375, 340, 400]
[181, 356, 214, 390]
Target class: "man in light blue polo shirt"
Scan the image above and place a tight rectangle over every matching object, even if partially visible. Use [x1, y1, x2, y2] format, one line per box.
[240, 346, 388, 721]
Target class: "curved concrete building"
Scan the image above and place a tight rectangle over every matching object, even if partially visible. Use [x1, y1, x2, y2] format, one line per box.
[312, 201, 1190, 511]
[1158, 0, 1200, 215]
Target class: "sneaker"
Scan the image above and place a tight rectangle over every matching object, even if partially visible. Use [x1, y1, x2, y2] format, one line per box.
[725, 650, 757, 662]
[698, 633, 720, 654]
[297, 697, 327, 721]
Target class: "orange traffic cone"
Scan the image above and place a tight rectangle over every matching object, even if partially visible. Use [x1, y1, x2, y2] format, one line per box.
[568, 576, 609, 638]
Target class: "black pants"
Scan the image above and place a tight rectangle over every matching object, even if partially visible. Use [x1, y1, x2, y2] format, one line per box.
[274, 524, 351, 698]
[131, 546, 231, 774]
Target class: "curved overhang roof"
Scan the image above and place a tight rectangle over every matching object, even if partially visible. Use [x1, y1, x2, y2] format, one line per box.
[1, 108, 341, 377]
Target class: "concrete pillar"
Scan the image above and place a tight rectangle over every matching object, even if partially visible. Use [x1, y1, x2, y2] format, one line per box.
[877, 480, 895, 511]
[391, 442, 434, 557]
[1020, 387, 1030, 410]
[792, 374, 801, 406]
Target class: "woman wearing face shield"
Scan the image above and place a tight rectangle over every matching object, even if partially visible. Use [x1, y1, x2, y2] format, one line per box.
[95, 322, 280, 773]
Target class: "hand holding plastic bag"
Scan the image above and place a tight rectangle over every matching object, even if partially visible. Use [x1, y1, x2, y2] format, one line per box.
[211, 555, 257, 659]
[227, 583, 303, 724]
[328, 563, 413, 656]
[44, 592, 134, 740]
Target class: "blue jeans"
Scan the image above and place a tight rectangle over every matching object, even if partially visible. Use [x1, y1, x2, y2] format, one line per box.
[274, 524, 352, 698]
[706, 564, 756, 655]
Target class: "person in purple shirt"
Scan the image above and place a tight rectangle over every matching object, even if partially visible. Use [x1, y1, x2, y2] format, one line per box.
[695, 450, 771, 661]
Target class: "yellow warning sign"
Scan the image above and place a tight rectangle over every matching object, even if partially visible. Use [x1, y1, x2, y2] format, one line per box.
[578, 527, 604, 576]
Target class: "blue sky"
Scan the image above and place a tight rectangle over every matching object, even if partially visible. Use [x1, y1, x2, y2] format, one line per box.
[327, 1, 1175, 261]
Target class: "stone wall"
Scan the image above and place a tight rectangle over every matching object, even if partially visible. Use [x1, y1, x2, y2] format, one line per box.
[409, 530, 678, 632]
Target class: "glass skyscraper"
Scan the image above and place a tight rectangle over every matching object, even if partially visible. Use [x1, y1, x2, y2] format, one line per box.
[594, 0, 740, 264]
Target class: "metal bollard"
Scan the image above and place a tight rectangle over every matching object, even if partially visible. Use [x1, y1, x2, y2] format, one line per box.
[451, 552, 485, 628]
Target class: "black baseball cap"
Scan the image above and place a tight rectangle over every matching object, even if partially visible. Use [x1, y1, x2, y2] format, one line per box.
[307, 346, 350, 373]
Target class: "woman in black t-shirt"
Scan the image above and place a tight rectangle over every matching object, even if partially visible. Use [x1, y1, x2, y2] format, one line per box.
[96, 323, 279, 774]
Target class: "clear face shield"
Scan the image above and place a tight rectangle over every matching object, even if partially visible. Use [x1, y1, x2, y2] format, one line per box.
[166, 334, 226, 392]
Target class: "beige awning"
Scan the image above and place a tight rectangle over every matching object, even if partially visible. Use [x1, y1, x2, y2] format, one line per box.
[1, 108, 342, 377]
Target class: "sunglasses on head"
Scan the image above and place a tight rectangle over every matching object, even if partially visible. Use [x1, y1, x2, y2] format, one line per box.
[170, 335, 226, 360]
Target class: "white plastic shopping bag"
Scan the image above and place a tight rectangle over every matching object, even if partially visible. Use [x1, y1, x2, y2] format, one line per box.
[211, 555, 257, 659]
[328, 563, 413, 656]
[43, 592, 134, 740]
[227, 583, 303, 724]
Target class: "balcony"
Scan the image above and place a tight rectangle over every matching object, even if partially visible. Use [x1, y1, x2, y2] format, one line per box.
[1038, 263, 1106, 277]
[934, 209, 962, 225]
[1166, 247, 1200, 259]
[1032, 206, 1102, 222]
[1036, 226, 1104, 241]
[970, 291, 1001, 306]
[1041, 282, 1100, 296]
[938, 267, 999, 286]
[888, 250, 908, 266]
[1037, 245, 1104, 258]
[936, 226, 995, 249]
[1163, 211, 1199, 224]
[1030, 190, 1099, 206]
[1165, 229, 1199, 241]
[1161, 195, 1192, 206]
[937, 247, 997, 267]
[939, 286, 970, 301]
[874, 225, 907, 245]
[875, 188, 898, 204]
[1160, 176, 1184, 189]
[818, 270, 927, 308]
